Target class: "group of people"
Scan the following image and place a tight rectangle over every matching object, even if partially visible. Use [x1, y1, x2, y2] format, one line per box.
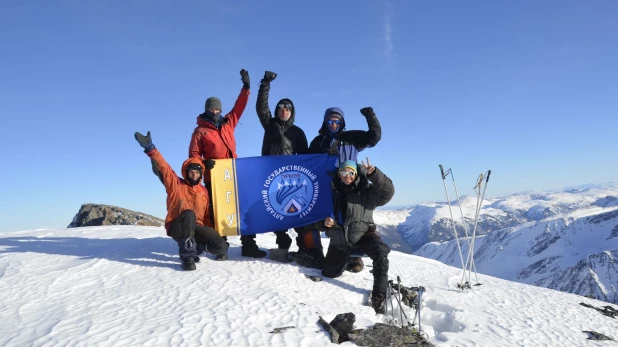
[134, 69, 395, 313]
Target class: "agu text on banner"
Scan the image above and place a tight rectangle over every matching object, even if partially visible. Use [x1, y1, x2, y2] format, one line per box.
[210, 154, 337, 236]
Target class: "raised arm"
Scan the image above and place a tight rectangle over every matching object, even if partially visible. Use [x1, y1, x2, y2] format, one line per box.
[256, 71, 278, 130]
[134, 131, 179, 194]
[343, 107, 382, 151]
[225, 69, 251, 129]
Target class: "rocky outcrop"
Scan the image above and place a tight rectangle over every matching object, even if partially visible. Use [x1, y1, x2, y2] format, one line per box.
[68, 204, 164, 228]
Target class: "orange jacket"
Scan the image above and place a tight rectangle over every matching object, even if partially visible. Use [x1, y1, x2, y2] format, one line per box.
[189, 87, 249, 183]
[147, 148, 212, 232]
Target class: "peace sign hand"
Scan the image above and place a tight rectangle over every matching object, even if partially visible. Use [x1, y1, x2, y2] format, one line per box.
[361, 157, 376, 175]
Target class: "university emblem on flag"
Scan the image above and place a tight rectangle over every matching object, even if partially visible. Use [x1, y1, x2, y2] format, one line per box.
[262, 166, 319, 220]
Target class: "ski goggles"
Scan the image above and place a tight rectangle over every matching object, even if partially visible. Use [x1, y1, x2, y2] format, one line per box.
[339, 171, 356, 177]
[277, 103, 293, 109]
[327, 119, 341, 125]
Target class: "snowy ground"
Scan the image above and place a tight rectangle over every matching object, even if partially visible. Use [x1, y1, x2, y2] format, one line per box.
[1, 226, 616, 346]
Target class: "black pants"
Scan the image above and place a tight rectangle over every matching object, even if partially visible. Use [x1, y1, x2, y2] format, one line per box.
[322, 232, 390, 297]
[168, 210, 228, 260]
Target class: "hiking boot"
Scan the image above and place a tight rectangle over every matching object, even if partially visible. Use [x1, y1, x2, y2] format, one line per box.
[215, 254, 228, 261]
[346, 257, 364, 273]
[241, 246, 267, 258]
[181, 257, 196, 271]
[371, 293, 386, 314]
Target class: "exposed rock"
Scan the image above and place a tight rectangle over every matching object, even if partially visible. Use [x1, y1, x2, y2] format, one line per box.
[583, 330, 614, 341]
[269, 326, 295, 334]
[317, 316, 339, 344]
[305, 275, 322, 282]
[579, 302, 618, 319]
[68, 204, 163, 228]
[330, 313, 355, 343]
[348, 323, 434, 347]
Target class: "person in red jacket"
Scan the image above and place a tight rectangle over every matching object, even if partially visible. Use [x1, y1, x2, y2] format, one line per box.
[135, 131, 229, 271]
[188, 69, 267, 258]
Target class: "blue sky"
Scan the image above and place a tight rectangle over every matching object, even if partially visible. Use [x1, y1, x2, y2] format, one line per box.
[1, 0, 617, 232]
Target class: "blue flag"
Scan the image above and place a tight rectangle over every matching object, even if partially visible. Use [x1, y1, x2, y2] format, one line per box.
[210, 154, 337, 236]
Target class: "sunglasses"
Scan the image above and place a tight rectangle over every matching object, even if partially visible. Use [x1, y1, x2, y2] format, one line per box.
[277, 103, 293, 109]
[339, 171, 355, 177]
[327, 119, 341, 125]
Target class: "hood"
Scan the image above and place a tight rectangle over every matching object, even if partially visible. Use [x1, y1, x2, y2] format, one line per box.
[274, 98, 296, 126]
[319, 106, 346, 136]
[181, 157, 205, 182]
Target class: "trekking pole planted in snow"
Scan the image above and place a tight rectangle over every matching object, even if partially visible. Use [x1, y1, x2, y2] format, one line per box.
[439, 165, 468, 284]
[417, 286, 425, 333]
[397, 276, 404, 328]
[464, 170, 491, 287]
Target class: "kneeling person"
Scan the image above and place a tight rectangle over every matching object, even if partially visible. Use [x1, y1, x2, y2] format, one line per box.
[319, 159, 395, 314]
[135, 131, 228, 271]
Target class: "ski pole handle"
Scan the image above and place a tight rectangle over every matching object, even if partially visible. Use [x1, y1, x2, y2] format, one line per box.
[439, 164, 445, 179]
[486, 170, 491, 183]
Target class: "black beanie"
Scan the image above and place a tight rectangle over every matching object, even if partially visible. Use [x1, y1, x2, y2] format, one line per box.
[205, 97, 222, 111]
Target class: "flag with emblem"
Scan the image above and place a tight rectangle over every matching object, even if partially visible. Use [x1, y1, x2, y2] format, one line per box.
[210, 154, 337, 236]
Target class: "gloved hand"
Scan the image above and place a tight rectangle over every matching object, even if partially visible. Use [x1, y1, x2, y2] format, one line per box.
[327, 140, 339, 156]
[360, 107, 375, 118]
[263, 71, 277, 83]
[202, 159, 216, 170]
[134, 131, 155, 152]
[240, 69, 250, 89]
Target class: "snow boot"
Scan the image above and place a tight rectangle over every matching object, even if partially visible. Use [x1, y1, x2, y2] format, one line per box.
[346, 257, 364, 273]
[181, 257, 196, 271]
[241, 246, 267, 258]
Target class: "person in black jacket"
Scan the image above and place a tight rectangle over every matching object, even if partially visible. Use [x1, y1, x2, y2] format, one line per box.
[256, 71, 309, 251]
[296, 106, 383, 269]
[311, 158, 395, 314]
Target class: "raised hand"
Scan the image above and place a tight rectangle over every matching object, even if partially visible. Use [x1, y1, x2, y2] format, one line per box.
[263, 71, 277, 83]
[240, 69, 250, 89]
[360, 107, 375, 117]
[134, 131, 154, 152]
[324, 217, 335, 228]
[361, 157, 376, 175]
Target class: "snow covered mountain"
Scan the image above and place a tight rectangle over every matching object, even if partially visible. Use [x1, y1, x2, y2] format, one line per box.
[1, 226, 617, 346]
[377, 185, 618, 304]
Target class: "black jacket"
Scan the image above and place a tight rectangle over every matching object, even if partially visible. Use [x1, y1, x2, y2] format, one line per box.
[308, 108, 381, 163]
[256, 81, 308, 156]
[306, 167, 395, 248]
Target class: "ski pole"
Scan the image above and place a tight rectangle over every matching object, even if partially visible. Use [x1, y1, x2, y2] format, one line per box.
[439, 165, 467, 282]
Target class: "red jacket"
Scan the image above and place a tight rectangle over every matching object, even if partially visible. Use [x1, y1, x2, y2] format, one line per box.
[189, 87, 249, 183]
[147, 148, 213, 231]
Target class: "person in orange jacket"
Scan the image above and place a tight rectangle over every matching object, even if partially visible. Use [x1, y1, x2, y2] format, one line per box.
[188, 69, 267, 258]
[135, 131, 228, 271]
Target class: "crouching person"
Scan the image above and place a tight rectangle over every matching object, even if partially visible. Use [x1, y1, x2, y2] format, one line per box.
[320, 159, 395, 314]
[134, 131, 228, 271]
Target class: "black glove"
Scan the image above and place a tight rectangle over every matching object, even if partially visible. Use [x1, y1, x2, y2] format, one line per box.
[327, 140, 339, 156]
[360, 107, 375, 118]
[262, 71, 277, 83]
[134, 131, 155, 152]
[240, 69, 250, 89]
[203, 159, 216, 170]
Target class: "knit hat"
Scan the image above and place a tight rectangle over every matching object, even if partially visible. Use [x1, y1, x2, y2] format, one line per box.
[338, 160, 357, 175]
[205, 97, 222, 111]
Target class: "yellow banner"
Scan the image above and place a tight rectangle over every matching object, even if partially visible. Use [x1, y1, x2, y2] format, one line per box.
[210, 159, 240, 236]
